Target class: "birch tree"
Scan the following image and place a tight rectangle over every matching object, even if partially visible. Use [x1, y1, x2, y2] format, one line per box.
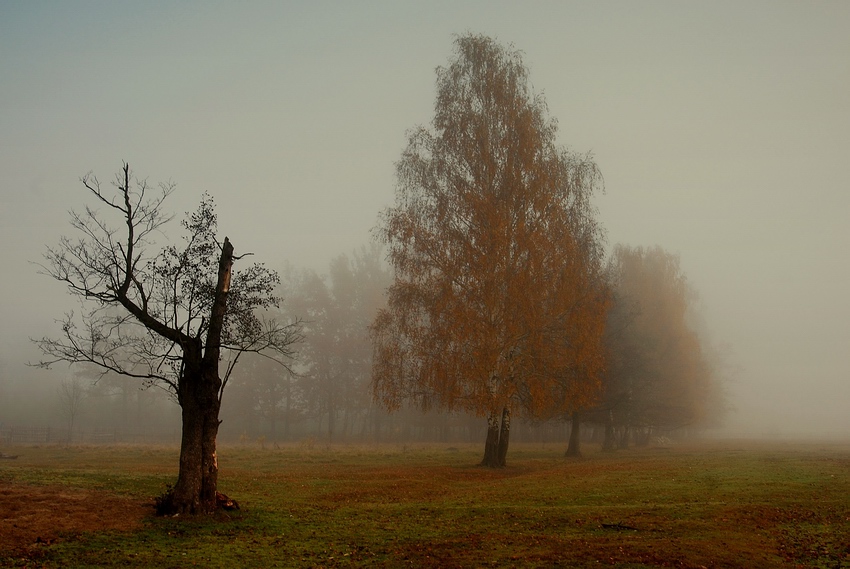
[371, 35, 609, 467]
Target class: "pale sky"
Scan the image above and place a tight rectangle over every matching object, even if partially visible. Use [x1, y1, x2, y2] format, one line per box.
[2, 1, 848, 436]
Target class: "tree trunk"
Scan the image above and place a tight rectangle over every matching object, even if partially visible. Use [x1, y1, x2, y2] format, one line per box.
[157, 238, 233, 516]
[565, 411, 581, 457]
[283, 378, 291, 441]
[121, 376, 129, 435]
[373, 407, 383, 444]
[480, 411, 501, 467]
[496, 407, 510, 467]
[327, 382, 335, 444]
[160, 363, 223, 515]
[269, 404, 277, 443]
[618, 425, 630, 450]
[200, 383, 221, 508]
[481, 407, 510, 468]
[602, 410, 616, 452]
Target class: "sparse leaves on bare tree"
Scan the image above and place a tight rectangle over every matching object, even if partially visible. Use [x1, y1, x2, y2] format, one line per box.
[34, 163, 301, 514]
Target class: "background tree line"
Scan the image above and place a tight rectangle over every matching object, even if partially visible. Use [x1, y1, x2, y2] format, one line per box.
[16, 236, 725, 451]
[220, 242, 724, 451]
[26, 238, 724, 450]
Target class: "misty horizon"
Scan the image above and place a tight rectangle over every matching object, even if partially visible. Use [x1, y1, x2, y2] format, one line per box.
[1, 2, 848, 440]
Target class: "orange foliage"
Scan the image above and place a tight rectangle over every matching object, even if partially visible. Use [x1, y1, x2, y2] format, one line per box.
[371, 35, 609, 429]
[602, 245, 721, 431]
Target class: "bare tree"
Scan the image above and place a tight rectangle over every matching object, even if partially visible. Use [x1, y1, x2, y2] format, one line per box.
[34, 164, 301, 514]
[57, 375, 87, 444]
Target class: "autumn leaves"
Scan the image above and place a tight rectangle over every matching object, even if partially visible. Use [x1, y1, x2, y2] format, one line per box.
[371, 35, 611, 466]
[371, 34, 721, 467]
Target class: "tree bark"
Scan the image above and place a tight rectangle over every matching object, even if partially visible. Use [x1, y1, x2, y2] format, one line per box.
[565, 411, 582, 457]
[157, 238, 233, 515]
[496, 407, 510, 467]
[480, 411, 501, 467]
[481, 407, 510, 468]
[200, 367, 222, 509]
[160, 357, 223, 514]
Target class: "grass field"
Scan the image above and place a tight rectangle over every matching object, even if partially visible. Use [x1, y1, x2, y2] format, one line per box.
[1, 440, 849, 567]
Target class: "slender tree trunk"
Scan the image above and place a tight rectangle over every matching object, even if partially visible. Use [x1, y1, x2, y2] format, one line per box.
[618, 425, 630, 449]
[602, 410, 616, 452]
[121, 376, 129, 436]
[327, 381, 335, 444]
[283, 377, 291, 441]
[565, 411, 582, 457]
[373, 407, 382, 444]
[496, 407, 510, 467]
[67, 415, 75, 444]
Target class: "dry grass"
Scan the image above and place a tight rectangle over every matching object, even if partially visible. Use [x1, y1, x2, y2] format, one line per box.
[1, 440, 849, 567]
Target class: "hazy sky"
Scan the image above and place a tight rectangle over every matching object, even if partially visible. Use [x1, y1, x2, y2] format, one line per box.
[2, 1, 848, 435]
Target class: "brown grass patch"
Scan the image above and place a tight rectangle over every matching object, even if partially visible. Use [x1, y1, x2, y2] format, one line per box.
[0, 481, 151, 557]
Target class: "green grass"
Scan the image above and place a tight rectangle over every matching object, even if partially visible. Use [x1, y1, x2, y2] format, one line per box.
[2, 441, 849, 567]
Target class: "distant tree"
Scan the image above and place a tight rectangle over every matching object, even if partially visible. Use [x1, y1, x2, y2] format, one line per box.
[599, 245, 721, 444]
[290, 245, 390, 442]
[0, 357, 6, 417]
[225, 352, 301, 442]
[57, 375, 87, 443]
[371, 34, 609, 467]
[76, 361, 173, 436]
[565, 411, 584, 457]
[34, 164, 301, 514]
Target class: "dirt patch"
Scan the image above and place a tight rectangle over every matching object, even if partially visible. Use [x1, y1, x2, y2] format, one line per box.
[0, 481, 151, 558]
